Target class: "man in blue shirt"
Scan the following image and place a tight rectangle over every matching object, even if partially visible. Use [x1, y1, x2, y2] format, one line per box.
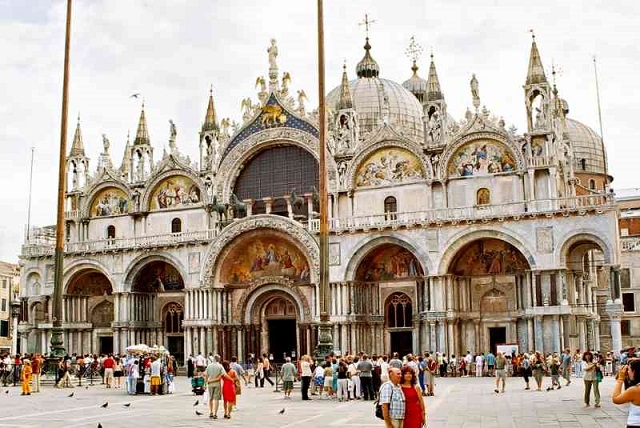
[486, 352, 496, 377]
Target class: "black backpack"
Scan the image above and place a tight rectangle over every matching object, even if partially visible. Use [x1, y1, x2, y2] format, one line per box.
[374, 399, 384, 419]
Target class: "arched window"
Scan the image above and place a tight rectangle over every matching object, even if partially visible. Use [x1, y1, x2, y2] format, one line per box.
[477, 188, 491, 205]
[106, 225, 116, 239]
[589, 179, 596, 191]
[164, 303, 184, 334]
[384, 196, 397, 220]
[171, 218, 182, 233]
[580, 158, 587, 170]
[386, 293, 412, 328]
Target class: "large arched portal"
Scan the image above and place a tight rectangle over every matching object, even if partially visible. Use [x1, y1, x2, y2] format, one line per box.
[129, 260, 185, 352]
[354, 243, 424, 355]
[448, 238, 530, 355]
[65, 269, 113, 355]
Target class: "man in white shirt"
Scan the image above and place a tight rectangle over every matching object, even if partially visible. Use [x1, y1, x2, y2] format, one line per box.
[380, 356, 390, 383]
[475, 353, 484, 377]
[196, 353, 207, 372]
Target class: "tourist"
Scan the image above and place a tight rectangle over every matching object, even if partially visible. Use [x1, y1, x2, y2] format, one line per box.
[379, 367, 405, 428]
[187, 354, 194, 379]
[486, 351, 496, 377]
[424, 353, 437, 396]
[574, 349, 583, 378]
[583, 351, 601, 407]
[475, 353, 484, 377]
[126, 359, 139, 395]
[521, 354, 532, 390]
[532, 352, 545, 391]
[494, 352, 507, 393]
[205, 354, 225, 419]
[31, 354, 42, 393]
[417, 355, 425, 394]
[221, 360, 237, 419]
[262, 354, 275, 386]
[313, 362, 324, 396]
[299, 354, 313, 400]
[561, 348, 572, 386]
[548, 355, 561, 391]
[149, 357, 162, 395]
[358, 354, 375, 401]
[103, 354, 115, 389]
[254, 358, 264, 387]
[380, 355, 390, 384]
[322, 361, 334, 399]
[113, 357, 124, 389]
[281, 357, 297, 399]
[611, 358, 640, 427]
[230, 356, 246, 386]
[246, 355, 255, 386]
[400, 365, 426, 428]
[195, 353, 207, 373]
[389, 353, 403, 370]
[336, 359, 349, 402]
[20, 358, 32, 396]
[348, 356, 361, 399]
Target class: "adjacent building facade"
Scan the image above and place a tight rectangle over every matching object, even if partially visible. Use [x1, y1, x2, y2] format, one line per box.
[0, 261, 19, 353]
[19, 35, 623, 363]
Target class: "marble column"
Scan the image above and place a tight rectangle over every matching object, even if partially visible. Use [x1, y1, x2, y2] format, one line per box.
[552, 316, 561, 353]
[437, 321, 446, 354]
[578, 319, 587, 351]
[611, 316, 622, 353]
[534, 316, 543, 352]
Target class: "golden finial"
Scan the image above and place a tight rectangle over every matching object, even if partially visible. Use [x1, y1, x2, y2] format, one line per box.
[405, 35, 423, 67]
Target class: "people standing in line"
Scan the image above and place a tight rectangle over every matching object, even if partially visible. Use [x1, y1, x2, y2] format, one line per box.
[561, 348, 573, 386]
[583, 351, 601, 407]
[300, 354, 313, 400]
[611, 358, 640, 427]
[486, 351, 496, 377]
[348, 357, 361, 400]
[494, 352, 507, 393]
[336, 359, 349, 402]
[221, 360, 237, 419]
[262, 354, 275, 386]
[281, 357, 297, 400]
[400, 365, 426, 428]
[532, 352, 545, 391]
[357, 354, 375, 401]
[313, 362, 325, 396]
[475, 353, 485, 377]
[322, 361, 334, 399]
[379, 367, 405, 428]
[205, 354, 225, 419]
[389, 353, 403, 370]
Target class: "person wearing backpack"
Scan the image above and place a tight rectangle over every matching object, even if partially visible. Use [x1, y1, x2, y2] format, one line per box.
[378, 367, 405, 428]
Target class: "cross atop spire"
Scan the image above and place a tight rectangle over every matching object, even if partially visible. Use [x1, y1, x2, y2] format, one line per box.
[134, 103, 150, 146]
[359, 13, 376, 39]
[202, 85, 219, 133]
[405, 36, 423, 67]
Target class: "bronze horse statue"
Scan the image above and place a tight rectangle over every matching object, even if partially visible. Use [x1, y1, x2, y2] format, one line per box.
[211, 195, 228, 222]
[289, 189, 305, 210]
[230, 193, 247, 218]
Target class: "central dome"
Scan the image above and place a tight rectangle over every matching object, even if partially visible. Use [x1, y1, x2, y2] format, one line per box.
[326, 77, 425, 141]
[566, 118, 607, 175]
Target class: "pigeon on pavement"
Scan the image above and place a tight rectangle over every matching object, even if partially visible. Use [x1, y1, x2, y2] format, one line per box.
[68, 392, 74, 398]
[195, 410, 203, 416]
[193, 400, 199, 406]
[279, 408, 285, 414]
[123, 403, 131, 407]
[101, 402, 109, 408]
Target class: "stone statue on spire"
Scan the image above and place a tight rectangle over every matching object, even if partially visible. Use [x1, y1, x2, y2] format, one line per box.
[268, 39, 279, 91]
[470, 73, 480, 110]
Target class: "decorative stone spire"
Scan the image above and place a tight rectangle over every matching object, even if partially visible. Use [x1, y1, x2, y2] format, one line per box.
[69, 114, 85, 156]
[202, 86, 219, 133]
[356, 38, 380, 78]
[120, 131, 131, 176]
[426, 54, 444, 102]
[526, 33, 547, 85]
[337, 64, 353, 110]
[133, 103, 150, 146]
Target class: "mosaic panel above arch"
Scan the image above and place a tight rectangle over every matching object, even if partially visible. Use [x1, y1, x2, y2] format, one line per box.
[219, 229, 310, 285]
[67, 271, 113, 296]
[447, 139, 517, 178]
[355, 243, 424, 281]
[355, 147, 425, 188]
[91, 187, 130, 217]
[149, 175, 201, 210]
[449, 238, 529, 276]
[132, 261, 185, 293]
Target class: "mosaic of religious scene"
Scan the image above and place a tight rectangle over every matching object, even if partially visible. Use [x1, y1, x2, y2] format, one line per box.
[448, 140, 517, 177]
[355, 148, 425, 187]
[150, 176, 201, 210]
[92, 187, 129, 217]
[356, 244, 423, 281]
[67, 271, 113, 296]
[221, 231, 310, 284]
[450, 239, 529, 276]
[132, 261, 184, 292]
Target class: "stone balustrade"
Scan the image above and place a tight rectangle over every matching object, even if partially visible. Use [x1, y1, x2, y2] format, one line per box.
[622, 236, 640, 251]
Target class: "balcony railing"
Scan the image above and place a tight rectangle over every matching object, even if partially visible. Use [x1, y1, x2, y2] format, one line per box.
[622, 236, 640, 252]
[526, 155, 556, 168]
[21, 194, 613, 257]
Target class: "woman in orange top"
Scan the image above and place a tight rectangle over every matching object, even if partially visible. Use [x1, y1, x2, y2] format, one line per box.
[21, 359, 33, 395]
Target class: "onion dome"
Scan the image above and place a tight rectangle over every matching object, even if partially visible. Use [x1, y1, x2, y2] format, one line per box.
[402, 61, 427, 102]
[355, 38, 380, 78]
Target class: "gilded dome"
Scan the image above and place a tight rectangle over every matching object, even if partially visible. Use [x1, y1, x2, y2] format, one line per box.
[566, 118, 607, 175]
[326, 77, 425, 141]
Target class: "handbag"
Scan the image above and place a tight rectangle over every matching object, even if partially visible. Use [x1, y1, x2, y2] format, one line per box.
[374, 399, 384, 420]
[595, 367, 603, 383]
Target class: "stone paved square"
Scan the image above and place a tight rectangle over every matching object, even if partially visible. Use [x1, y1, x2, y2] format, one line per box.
[0, 375, 629, 427]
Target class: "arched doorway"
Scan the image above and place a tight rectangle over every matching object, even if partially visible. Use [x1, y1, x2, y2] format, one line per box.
[264, 297, 297, 362]
[355, 243, 424, 355]
[385, 293, 413, 357]
[163, 303, 185, 364]
[130, 260, 185, 349]
[66, 269, 113, 355]
[448, 238, 530, 354]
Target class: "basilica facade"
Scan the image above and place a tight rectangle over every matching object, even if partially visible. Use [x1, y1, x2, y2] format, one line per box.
[19, 35, 623, 363]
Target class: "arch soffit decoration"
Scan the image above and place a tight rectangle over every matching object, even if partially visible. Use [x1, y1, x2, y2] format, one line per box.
[438, 131, 526, 179]
[556, 230, 614, 267]
[82, 180, 132, 218]
[236, 277, 311, 324]
[344, 234, 433, 282]
[217, 128, 338, 201]
[122, 253, 188, 293]
[201, 214, 320, 287]
[437, 227, 537, 276]
[140, 168, 205, 212]
[62, 259, 114, 294]
[346, 138, 433, 190]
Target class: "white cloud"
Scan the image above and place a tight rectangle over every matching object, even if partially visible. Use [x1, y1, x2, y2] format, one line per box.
[1, 0, 638, 262]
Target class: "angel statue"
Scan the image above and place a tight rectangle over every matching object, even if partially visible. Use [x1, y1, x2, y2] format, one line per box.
[297, 89, 308, 115]
[255, 76, 266, 92]
[101, 134, 110, 153]
[220, 117, 231, 138]
[169, 119, 177, 140]
[241, 97, 255, 122]
[281, 72, 291, 96]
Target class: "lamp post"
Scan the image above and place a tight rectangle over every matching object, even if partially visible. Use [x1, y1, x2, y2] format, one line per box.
[51, 0, 73, 357]
[10, 297, 20, 355]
